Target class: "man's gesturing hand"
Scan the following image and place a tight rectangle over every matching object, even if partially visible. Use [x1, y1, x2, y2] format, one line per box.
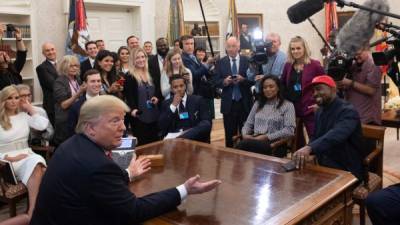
[184, 174, 221, 195]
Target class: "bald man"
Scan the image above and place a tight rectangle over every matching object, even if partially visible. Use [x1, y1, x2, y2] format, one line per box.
[215, 37, 253, 147]
[36, 42, 59, 127]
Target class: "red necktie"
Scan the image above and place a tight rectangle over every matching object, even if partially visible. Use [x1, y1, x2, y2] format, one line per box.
[105, 151, 112, 159]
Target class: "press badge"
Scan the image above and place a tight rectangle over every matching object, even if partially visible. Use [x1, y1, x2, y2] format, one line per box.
[179, 112, 189, 120]
[294, 83, 302, 91]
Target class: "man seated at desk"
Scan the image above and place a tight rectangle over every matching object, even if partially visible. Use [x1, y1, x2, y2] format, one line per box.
[159, 75, 212, 143]
[30, 95, 221, 225]
[294, 75, 365, 181]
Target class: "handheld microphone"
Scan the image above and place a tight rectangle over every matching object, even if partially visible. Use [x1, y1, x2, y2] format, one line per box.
[335, 0, 390, 57]
[287, 0, 325, 24]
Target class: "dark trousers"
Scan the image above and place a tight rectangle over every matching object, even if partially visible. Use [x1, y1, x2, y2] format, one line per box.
[223, 100, 247, 148]
[130, 119, 159, 146]
[366, 183, 400, 225]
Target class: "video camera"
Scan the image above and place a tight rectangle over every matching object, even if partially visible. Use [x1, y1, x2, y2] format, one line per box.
[248, 40, 272, 75]
[326, 51, 354, 81]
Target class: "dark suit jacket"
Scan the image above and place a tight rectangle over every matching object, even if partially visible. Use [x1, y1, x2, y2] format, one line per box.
[53, 75, 81, 146]
[159, 95, 212, 143]
[67, 94, 87, 137]
[215, 55, 253, 115]
[181, 52, 209, 95]
[309, 97, 365, 181]
[30, 134, 181, 225]
[148, 55, 163, 101]
[36, 60, 58, 126]
[79, 58, 94, 81]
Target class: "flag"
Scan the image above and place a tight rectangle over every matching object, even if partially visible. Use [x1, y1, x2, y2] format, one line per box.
[226, 0, 239, 39]
[375, 28, 389, 75]
[324, 2, 338, 43]
[66, 0, 90, 57]
[167, 0, 184, 45]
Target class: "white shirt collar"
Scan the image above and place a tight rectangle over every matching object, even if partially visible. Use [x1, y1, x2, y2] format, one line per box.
[86, 93, 99, 100]
[89, 57, 95, 67]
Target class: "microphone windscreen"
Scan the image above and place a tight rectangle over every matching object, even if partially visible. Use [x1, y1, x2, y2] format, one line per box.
[287, 0, 324, 24]
[335, 0, 390, 57]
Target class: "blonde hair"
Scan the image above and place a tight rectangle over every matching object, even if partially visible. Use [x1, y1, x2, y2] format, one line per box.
[0, 85, 19, 130]
[58, 55, 80, 77]
[286, 36, 312, 65]
[165, 49, 188, 77]
[128, 48, 152, 86]
[75, 95, 130, 133]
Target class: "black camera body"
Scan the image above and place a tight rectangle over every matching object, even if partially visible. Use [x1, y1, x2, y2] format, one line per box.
[248, 40, 272, 75]
[326, 51, 354, 81]
[372, 39, 400, 66]
[6, 24, 17, 32]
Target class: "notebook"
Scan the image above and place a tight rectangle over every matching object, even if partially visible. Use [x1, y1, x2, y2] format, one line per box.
[0, 159, 18, 185]
[111, 137, 137, 169]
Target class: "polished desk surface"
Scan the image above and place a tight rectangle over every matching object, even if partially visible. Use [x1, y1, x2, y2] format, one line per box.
[382, 109, 400, 126]
[131, 139, 357, 225]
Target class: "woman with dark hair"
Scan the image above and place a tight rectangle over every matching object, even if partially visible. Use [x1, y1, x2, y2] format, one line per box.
[94, 50, 123, 96]
[238, 75, 296, 157]
[194, 47, 208, 64]
[117, 46, 130, 75]
[0, 28, 26, 90]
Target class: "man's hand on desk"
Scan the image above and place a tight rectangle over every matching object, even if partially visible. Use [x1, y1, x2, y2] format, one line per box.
[128, 157, 151, 178]
[184, 174, 222, 195]
[293, 145, 312, 170]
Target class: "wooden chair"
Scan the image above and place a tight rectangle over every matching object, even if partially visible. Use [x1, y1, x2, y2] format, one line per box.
[30, 145, 55, 161]
[352, 124, 386, 225]
[0, 161, 28, 217]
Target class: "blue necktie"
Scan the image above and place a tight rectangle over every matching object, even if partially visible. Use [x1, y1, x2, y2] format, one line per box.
[231, 58, 242, 101]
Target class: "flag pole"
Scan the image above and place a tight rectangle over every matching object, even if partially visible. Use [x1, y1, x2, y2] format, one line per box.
[198, 0, 214, 57]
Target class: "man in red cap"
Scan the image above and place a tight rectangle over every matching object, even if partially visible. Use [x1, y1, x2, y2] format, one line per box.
[293, 75, 365, 181]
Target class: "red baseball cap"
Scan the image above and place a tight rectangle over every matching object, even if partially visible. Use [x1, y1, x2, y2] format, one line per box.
[311, 75, 336, 88]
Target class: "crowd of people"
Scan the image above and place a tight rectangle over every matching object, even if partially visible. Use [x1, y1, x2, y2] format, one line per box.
[0, 22, 399, 225]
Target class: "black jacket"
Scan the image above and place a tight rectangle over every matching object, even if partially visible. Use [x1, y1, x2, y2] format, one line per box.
[30, 134, 181, 225]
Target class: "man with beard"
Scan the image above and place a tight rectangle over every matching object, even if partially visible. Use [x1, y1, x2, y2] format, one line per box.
[293, 75, 364, 181]
[148, 37, 169, 102]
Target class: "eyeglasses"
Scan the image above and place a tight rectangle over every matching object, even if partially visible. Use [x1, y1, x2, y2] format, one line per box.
[19, 94, 32, 98]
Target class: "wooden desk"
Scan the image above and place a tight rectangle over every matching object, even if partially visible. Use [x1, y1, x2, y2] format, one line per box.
[381, 109, 400, 140]
[131, 139, 357, 225]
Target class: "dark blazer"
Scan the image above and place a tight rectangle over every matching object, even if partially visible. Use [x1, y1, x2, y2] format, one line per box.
[53, 75, 81, 146]
[215, 55, 253, 114]
[79, 58, 94, 81]
[67, 94, 87, 137]
[30, 134, 181, 225]
[148, 55, 163, 101]
[36, 59, 58, 126]
[281, 59, 324, 117]
[181, 52, 209, 95]
[0, 50, 25, 90]
[159, 95, 212, 143]
[309, 97, 365, 181]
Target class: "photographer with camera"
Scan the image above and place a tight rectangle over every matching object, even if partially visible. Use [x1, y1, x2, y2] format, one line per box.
[247, 33, 287, 93]
[336, 46, 382, 125]
[0, 24, 27, 90]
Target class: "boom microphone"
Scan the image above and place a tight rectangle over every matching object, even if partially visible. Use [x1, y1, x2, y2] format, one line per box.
[287, 0, 325, 24]
[335, 0, 390, 57]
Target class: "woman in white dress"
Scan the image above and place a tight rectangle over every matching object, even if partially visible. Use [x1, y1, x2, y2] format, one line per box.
[0, 85, 48, 217]
[161, 49, 193, 99]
